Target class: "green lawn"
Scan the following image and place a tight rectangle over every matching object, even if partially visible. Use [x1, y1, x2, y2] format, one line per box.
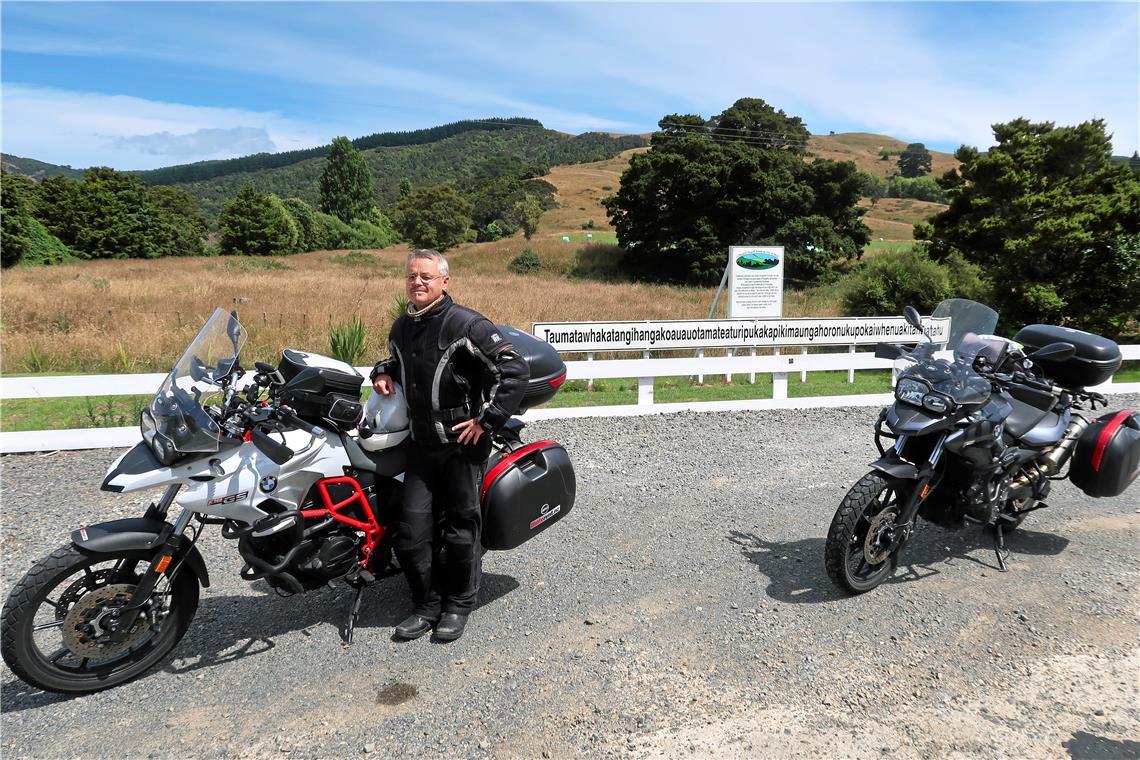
[2, 363, 1136, 432]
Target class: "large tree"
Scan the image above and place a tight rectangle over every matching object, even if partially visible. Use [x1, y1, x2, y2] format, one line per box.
[929, 118, 1140, 335]
[318, 136, 375, 223]
[604, 98, 868, 285]
[393, 185, 473, 251]
[897, 143, 933, 178]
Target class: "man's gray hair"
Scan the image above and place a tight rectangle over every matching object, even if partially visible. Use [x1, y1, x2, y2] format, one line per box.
[406, 249, 449, 277]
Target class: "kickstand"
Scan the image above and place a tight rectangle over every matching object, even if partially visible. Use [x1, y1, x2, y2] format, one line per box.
[342, 566, 375, 645]
[993, 524, 1009, 572]
[346, 585, 366, 645]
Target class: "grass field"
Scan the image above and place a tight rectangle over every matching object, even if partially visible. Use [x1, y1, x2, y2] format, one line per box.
[4, 365, 1138, 433]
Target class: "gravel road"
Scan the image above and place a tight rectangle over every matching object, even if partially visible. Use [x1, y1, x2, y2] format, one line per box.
[2, 398, 1139, 759]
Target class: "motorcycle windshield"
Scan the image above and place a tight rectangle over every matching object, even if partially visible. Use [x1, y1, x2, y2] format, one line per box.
[145, 308, 247, 455]
[903, 299, 1001, 364]
[896, 299, 999, 407]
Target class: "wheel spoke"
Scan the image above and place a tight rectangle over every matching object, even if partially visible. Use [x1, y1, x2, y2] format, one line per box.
[47, 647, 70, 664]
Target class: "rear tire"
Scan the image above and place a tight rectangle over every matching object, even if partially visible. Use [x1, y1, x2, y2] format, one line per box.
[825, 472, 909, 594]
[1, 544, 199, 694]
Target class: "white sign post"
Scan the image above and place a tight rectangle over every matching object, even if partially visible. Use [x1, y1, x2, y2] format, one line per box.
[728, 246, 784, 319]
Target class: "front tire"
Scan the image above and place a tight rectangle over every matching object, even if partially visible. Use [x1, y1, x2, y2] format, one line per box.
[825, 472, 909, 594]
[1, 544, 199, 694]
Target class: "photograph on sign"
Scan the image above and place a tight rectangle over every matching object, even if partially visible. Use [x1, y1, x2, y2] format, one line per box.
[729, 246, 784, 319]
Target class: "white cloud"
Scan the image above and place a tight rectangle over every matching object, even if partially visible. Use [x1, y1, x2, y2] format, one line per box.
[115, 127, 276, 157]
[0, 84, 330, 169]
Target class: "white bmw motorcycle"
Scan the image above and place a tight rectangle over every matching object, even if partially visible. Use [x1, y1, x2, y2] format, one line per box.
[1, 308, 575, 694]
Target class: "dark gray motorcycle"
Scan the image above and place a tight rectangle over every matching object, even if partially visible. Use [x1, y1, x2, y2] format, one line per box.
[825, 298, 1139, 594]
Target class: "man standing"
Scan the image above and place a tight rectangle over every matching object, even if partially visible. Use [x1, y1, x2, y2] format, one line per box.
[371, 249, 529, 641]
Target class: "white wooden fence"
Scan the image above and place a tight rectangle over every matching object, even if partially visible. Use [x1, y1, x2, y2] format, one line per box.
[2, 346, 1138, 453]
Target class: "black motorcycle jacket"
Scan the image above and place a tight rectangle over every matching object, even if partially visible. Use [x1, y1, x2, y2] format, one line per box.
[370, 293, 530, 445]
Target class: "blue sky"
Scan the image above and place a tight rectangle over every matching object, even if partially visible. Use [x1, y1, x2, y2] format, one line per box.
[2, 2, 1137, 170]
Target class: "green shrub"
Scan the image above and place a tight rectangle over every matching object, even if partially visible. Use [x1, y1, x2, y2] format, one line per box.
[887, 176, 949, 203]
[508, 248, 541, 274]
[478, 219, 508, 242]
[218, 187, 300, 256]
[840, 246, 987, 316]
[572, 243, 628, 281]
[282, 197, 326, 252]
[328, 316, 368, 366]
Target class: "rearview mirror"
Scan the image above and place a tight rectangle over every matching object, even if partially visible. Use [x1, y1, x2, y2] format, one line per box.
[875, 343, 905, 360]
[903, 305, 923, 333]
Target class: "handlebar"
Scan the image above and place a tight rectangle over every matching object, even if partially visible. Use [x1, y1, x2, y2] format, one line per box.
[274, 405, 324, 438]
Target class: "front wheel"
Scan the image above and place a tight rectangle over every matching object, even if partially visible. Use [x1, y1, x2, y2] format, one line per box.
[824, 472, 910, 594]
[1, 544, 199, 694]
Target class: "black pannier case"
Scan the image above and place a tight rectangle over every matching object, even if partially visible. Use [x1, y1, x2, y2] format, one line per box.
[277, 349, 365, 432]
[496, 326, 567, 411]
[1013, 324, 1122, 389]
[481, 440, 575, 550]
[1070, 410, 1140, 498]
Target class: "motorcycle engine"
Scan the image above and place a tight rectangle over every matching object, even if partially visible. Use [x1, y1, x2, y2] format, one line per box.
[294, 528, 361, 580]
[963, 470, 1012, 524]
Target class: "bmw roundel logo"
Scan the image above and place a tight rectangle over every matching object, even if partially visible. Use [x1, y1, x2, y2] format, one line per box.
[259, 476, 278, 493]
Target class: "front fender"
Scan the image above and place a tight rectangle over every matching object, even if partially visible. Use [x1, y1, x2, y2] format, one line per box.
[869, 455, 919, 480]
[72, 517, 210, 588]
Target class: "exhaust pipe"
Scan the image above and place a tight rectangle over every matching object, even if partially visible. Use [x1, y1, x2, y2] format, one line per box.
[1010, 415, 1089, 494]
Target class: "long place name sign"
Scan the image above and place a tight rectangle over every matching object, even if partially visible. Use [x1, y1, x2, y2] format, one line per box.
[531, 317, 952, 352]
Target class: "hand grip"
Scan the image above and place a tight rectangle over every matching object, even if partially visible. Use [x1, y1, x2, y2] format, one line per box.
[251, 426, 294, 465]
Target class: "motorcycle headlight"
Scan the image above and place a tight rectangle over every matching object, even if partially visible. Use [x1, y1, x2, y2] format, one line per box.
[921, 393, 954, 414]
[895, 378, 928, 406]
[140, 408, 176, 465]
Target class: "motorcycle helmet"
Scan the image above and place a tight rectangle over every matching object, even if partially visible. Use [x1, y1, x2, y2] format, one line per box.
[358, 384, 410, 451]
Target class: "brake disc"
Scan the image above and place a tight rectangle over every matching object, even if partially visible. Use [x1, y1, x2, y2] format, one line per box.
[61, 584, 155, 658]
[863, 508, 900, 565]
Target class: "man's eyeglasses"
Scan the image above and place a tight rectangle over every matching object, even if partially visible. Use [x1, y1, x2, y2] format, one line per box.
[405, 273, 442, 284]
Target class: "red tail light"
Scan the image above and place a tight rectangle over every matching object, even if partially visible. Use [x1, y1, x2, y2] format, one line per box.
[549, 372, 567, 389]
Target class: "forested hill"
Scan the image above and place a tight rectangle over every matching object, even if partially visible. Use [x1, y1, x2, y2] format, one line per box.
[134, 117, 544, 185]
[173, 126, 647, 219]
[0, 154, 85, 181]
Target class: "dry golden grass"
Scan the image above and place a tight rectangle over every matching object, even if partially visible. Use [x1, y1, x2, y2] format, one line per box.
[808, 133, 958, 179]
[0, 246, 717, 373]
[537, 148, 646, 236]
[860, 198, 948, 241]
[3, 135, 950, 373]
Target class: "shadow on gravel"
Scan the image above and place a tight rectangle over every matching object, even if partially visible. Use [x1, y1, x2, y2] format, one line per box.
[1064, 731, 1140, 759]
[0, 573, 520, 711]
[729, 526, 1070, 603]
[727, 531, 847, 604]
[0, 681, 72, 712]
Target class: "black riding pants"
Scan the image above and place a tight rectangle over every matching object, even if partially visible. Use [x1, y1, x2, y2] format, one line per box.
[395, 442, 483, 617]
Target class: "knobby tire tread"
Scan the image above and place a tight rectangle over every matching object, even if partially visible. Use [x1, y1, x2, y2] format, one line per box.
[2, 543, 199, 694]
[824, 472, 895, 594]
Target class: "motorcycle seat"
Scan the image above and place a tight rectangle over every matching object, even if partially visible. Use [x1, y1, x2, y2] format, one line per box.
[342, 435, 408, 478]
[1004, 397, 1066, 447]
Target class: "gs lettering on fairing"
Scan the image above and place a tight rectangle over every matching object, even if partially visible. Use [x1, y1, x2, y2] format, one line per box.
[206, 491, 249, 506]
[1, 308, 576, 695]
